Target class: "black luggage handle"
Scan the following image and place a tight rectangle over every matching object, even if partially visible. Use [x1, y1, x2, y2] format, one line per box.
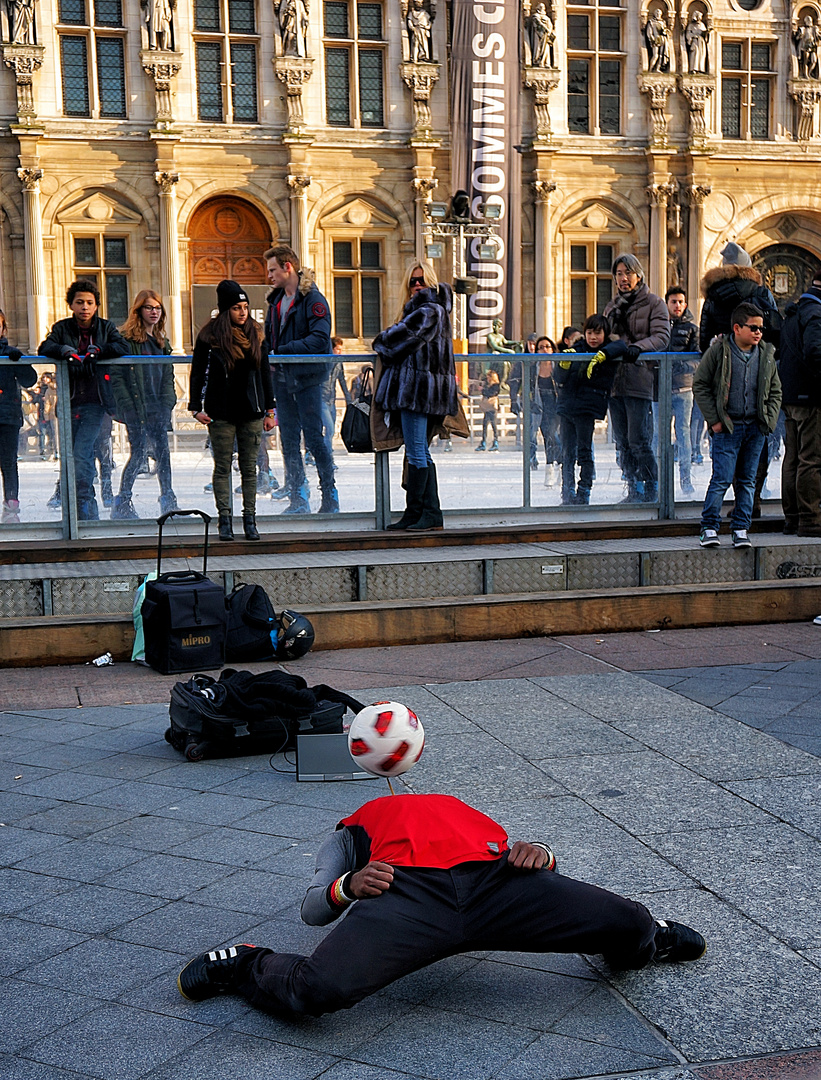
[156, 509, 212, 576]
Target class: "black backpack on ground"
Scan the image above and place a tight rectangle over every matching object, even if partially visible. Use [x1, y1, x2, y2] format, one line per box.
[165, 668, 365, 762]
[142, 510, 226, 675]
[225, 583, 278, 662]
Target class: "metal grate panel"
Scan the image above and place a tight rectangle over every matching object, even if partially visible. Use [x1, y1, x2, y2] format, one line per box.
[492, 558, 567, 594]
[567, 552, 639, 590]
[367, 561, 483, 601]
[0, 579, 43, 617]
[234, 567, 356, 606]
[51, 573, 225, 615]
[650, 548, 753, 585]
[759, 545, 821, 582]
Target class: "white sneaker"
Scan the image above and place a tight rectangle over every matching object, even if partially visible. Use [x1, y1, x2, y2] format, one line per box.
[813, 615, 821, 626]
[732, 529, 751, 548]
[544, 463, 556, 488]
[699, 528, 720, 548]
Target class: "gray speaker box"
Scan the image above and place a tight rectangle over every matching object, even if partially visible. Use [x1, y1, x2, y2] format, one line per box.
[296, 733, 374, 782]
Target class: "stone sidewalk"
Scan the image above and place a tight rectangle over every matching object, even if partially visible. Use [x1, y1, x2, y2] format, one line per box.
[2, 623, 821, 1079]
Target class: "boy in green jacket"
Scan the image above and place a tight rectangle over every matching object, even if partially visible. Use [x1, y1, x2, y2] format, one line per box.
[693, 302, 782, 549]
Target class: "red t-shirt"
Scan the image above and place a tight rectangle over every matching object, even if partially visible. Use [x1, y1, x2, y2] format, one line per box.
[340, 794, 508, 869]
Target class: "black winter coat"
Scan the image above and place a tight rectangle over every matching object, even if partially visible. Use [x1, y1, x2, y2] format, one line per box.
[555, 340, 627, 420]
[669, 310, 699, 392]
[603, 282, 669, 400]
[265, 269, 332, 395]
[699, 265, 781, 351]
[778, 288, 821, 407]
[372, 284, 458, 418]
[189, 327, 274, 423]
[0, 340, 37, 427]
[38, 315, 129, 409]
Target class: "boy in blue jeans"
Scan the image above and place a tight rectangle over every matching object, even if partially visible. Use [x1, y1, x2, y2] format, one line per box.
[693, 302, 782, 548]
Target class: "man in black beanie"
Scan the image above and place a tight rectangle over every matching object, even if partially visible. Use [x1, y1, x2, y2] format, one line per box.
[604, 254, 670, 503]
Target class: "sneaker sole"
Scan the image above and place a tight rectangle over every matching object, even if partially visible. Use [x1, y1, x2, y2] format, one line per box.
[699, 540, 720, 548]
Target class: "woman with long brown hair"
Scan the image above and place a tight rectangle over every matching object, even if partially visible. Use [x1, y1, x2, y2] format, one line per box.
[110, 288, 178, 519]
[189, 280, 275, 540]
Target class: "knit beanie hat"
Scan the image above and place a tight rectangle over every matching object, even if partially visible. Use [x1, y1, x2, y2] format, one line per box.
[216, 279, 248, 313]
[720, 242, 752, 268]
[612, 253, 645, 280]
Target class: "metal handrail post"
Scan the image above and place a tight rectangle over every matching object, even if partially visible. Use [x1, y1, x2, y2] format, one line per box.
[53, 358, 79, 540]
[522, 355, 531, 507]
[657, 352, 674, 520]
[374, 450, 390, 530]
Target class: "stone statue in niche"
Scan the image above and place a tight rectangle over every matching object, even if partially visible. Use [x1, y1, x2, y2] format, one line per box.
[5, 0, 37, 44]
[277, 0, 309, 58]
[143, 0, 174, 51]
[644, 7, 671, 73]
[403, 0, 433, 64]
[528, 3, 555, 68]
[794, 13, 821, 80]
[684, 10, 710, 74]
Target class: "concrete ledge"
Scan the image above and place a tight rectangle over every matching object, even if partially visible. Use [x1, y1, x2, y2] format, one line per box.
[2, 579, 820, 667]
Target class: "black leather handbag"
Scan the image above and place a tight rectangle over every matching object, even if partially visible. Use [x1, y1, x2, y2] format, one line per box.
[340, 368, 373, 453]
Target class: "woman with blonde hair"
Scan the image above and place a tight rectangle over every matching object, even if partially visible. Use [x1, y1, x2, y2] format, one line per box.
[110, 289, 178, 518]
[373, 259, 457, 530]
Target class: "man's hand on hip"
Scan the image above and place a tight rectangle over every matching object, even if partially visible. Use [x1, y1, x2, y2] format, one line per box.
[349, 861, 394, 898]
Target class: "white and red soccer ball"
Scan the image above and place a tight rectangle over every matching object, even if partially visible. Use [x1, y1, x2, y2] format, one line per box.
[348, 701, 425, 778]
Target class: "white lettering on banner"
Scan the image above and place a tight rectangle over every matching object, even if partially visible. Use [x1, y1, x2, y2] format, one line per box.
[466, 1, 512, 344]
[473, 4, 505, 25]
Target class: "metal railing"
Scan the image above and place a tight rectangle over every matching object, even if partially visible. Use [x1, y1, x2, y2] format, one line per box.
[0, 351, 707, 539]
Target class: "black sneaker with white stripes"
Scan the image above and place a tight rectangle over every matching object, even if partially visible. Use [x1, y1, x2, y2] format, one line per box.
[178, 944, 258, 1001]
[653, 920, 706, 963]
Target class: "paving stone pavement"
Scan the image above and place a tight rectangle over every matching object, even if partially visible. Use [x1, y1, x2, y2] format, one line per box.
[2, 623, 821, 1079]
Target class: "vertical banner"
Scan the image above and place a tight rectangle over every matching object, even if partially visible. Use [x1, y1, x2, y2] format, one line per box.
[450, 0, 522, 348]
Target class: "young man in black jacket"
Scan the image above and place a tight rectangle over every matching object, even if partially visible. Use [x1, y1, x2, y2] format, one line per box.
[264, 245, 339, 515]
[779, 275, 821, 536]
[38, 279, 129, 520]
[666, 287, 699, 496]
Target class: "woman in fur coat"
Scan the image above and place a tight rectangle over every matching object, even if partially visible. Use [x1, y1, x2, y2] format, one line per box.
[372, 260, 458, 531]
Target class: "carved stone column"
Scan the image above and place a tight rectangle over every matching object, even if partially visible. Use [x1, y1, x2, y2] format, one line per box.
[273, 57, 315, 139]
[679, 75, 715, 145]
[522, 67, 560, 143]
[532, 180, 556, 335]
[399, 62, 440, 143]
[788, 79, 821, 141]
[16, 166, 47, 345]
[684, 184, 711, 317]
[154, 171, 183, 351]
[2, 44, 45, 126]
[140, 50, 183, 129]
[287, 175, 311, 259]
[637, 73, 675, 147]
[411, 176, 437, 253]
[646, 183, 675, 296]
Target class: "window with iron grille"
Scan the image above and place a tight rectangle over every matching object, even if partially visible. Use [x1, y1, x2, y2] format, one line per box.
[194, 0, 259, 124]
[566, 0, 624, 135]
[71, 234, 130, 325]
[324, 1, 386, 128]
[721, 39, 774, 140]
[57, 1, 126, 119]
[331, 238, 384, 338]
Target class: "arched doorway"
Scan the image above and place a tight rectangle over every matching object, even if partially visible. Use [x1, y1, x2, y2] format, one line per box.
[753, 243, 821, 312]
[188, 196, 275, 332]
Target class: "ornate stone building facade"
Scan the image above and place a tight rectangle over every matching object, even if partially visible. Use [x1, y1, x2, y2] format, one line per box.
[1, 0, 821, 350]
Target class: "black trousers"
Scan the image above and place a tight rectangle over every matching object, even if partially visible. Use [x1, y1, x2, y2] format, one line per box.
[233, 856, 657, 1018]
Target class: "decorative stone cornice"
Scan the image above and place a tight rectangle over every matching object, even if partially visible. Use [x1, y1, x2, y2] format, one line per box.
[2, 43, 44, 121]
[154, 170, 179, 194]
[273, 56, 315, 137]
[399, 61, 440, 142]
[637, 72, 675, 147]
[522, 65, 560, 141]
[788, 77, 821, 141]
[16, 166, 43, 191]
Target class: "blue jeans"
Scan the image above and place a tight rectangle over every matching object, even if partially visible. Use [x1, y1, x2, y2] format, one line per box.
[275, 378, 336, 495]
[700, 422, 765, 532]
[400, 410, 433, 468]
[671, 391, 693, 484]
[71, 402, 106, 515]
[321, 398, 336, 460]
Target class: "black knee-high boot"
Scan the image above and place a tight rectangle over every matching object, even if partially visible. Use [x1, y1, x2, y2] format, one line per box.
[386, 464, 427, 530]
[407, 462, 444, 531]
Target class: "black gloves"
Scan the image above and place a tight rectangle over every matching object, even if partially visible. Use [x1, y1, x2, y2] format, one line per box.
[601, 340, 629, 361]
[624, 344, 643, 363]
[84, 344, 101, 361]
[6, 347, 22, 362]
[60, 344, 81, 361]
